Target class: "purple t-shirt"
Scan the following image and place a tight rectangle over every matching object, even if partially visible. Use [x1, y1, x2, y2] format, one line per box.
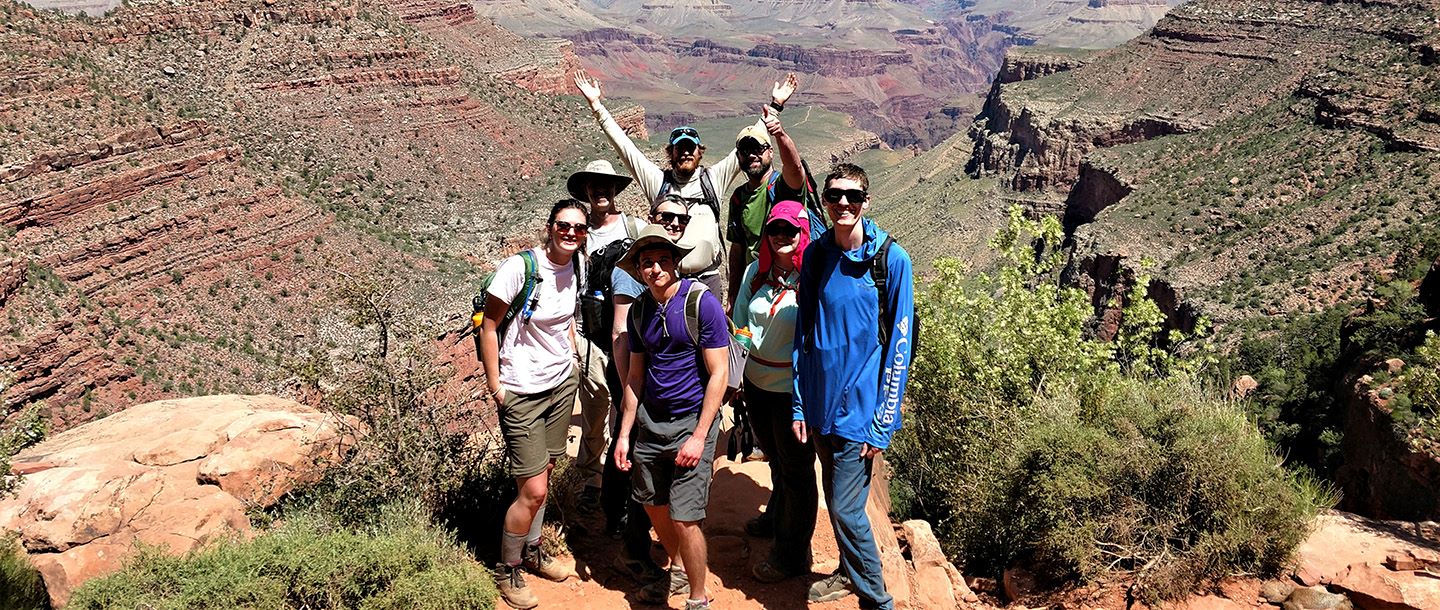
[628, 279, 730, 417]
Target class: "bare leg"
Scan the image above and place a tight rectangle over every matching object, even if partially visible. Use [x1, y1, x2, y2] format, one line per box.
[674, 519, 709, 600]
[504, 464, 553, 552]
[644, 503, 681, 566]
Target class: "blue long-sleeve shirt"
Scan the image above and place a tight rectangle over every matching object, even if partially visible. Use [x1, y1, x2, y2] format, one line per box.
[792, 218, 914, 449]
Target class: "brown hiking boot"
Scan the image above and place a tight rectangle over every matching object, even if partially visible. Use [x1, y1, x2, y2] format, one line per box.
[495, 562, 538, 609]
[523, 543, 577, 582]
[637, 567, 689, 604]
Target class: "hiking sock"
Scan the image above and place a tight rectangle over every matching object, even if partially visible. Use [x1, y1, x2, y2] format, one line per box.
[501, 530, 527, 566]
[527, 503, 546, 545]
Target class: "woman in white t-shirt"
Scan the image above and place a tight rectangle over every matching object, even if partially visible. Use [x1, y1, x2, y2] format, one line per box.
[479, 199, 586, 607]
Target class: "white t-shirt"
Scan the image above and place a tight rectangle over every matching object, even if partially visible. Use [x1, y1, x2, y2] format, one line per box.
[487, 248, 577, 394]
[585, 213, 644, 256]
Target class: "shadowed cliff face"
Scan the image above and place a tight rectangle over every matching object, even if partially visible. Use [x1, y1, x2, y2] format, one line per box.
[0, 0, 605, 428]
[964, 0, 1440, 330]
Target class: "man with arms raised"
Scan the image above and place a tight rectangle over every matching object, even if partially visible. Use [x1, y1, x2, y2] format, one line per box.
[613, 226, 730, 610]
[792, 163, 914, 610]
[574, 70, 797, 299]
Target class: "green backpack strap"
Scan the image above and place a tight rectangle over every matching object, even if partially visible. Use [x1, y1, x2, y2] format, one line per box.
[683, 281, 704, 345]
[497, 250, 540, 342]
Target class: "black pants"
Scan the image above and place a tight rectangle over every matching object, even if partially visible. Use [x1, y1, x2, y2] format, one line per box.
[744, 378, 818, 572]
[600, 358, 654, 560]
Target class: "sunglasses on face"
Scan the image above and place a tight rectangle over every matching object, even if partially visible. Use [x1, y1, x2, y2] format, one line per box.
[550, 221, 589, 235]
[765, 223, 801, 238]
[738, 145, 771, 158]
[654, 211, 692, 226]
[822, 188, 868, 204]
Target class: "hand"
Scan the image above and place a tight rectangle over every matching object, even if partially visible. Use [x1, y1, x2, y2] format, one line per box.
[792, 420, 808, 444]
[675, 434, 706, 468]
[489, 385, 505, 407]
[762, 106, 784, 137]
[573, 70, 603, 105]
[614, 438, 632, 472]
[772, 73, 798, 106]
[860, 443, 883, 460]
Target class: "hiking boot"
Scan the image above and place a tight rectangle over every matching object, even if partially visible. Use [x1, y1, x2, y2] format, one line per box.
[495, 563, 538, 610]
[523, 543, 576, 582]
[615, 549, 666, 583]
[751, 558, 802, 583]
[684, 597, 713, 610]
[808, 570, 853, 603]
[744, 514, 774, 538]
[637, 567, 689, 604]
[578, 486, 602, 514]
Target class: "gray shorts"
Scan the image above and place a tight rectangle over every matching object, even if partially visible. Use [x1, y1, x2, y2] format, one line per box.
[499, 370, 579, 479]
[631, 407, 721, 522]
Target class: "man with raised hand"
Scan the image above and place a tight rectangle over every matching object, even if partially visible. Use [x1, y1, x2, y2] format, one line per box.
[574, 70, 797, 300]
[613, 226, 731, 610]
[725, 74, 825, 310]
[791, 163, 914, 610]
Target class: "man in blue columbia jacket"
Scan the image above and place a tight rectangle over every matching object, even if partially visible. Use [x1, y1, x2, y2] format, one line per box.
[791, 163, 913, 609]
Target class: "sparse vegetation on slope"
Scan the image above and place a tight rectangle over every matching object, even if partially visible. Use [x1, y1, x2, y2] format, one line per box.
[890, 209, 1327, 602]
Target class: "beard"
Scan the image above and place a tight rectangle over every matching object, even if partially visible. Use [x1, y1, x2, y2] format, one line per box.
[743, 160, 770, 180]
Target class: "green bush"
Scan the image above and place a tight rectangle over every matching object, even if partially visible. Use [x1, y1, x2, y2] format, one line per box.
[891, 207, 1327, 602]
[66, 501, 496, 610]
[1, 532, 48, 610]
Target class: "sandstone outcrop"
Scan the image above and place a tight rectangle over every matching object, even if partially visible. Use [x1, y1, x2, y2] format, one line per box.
[0, 394, 359, 606]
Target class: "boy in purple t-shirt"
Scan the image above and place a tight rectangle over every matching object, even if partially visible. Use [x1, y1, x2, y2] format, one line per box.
[613, 226, 730, 610]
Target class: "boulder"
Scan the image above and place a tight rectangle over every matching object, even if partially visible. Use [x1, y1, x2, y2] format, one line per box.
[1282, 586, 1353, 610]
[0, 395, 358, 606]
[1262, 580, 1298, 603]
[1232, 375, 1260, 399]
[1330, 563, 1440, 610]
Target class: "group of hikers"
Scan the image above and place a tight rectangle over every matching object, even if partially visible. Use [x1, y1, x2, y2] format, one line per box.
[475, 70, 914, 610]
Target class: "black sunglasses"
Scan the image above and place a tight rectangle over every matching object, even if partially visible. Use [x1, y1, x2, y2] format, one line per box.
[550, 220, 589, 235]
[822, 188, 868, 204]
[670, 127, 699, 139]
[654, 211, 692, 226]
[738, 144, 771, 157]
[765, 222, 801, 238]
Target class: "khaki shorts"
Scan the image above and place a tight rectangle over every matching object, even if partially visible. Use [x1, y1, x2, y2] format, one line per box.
[500, 370, 580, 478]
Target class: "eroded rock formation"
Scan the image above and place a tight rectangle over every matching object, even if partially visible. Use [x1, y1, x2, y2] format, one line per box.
[0, 394, 358, 606]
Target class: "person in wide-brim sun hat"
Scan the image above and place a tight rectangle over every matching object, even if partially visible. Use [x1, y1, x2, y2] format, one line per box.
[566, 159, 633, 204]
[616, 224, 696, 281]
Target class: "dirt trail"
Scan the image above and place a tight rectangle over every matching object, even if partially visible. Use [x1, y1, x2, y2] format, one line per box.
[528, 454, 863, 610]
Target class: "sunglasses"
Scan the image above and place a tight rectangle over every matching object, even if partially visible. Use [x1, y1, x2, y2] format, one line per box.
[550, 221, 589, 235]
[765, 223, 801, 238]
[670, 127, 699, 139]
[738, 144, 771, 157]
[822, 188, 868, 204]
[654, 211, 692, 226]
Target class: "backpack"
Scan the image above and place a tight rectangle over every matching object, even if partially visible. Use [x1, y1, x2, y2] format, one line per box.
[628, 281, 747, 392]
[579, 216, 639, 349]
[870, 236, 918, 349]
[657, 167, 726, 246]
[470, 250, 580, 357]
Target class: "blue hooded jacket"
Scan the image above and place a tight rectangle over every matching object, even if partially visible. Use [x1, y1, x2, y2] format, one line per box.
[791, 217, 914, 449]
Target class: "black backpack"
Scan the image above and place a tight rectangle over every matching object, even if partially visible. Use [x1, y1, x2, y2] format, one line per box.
[870, 235, 917, 349]
[579, 216, 639, 349]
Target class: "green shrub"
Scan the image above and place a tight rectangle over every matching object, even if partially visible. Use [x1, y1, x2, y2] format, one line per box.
[1, 532, 48, 610]
[891, 207, 1327, 602]
[66, 501, 496, 610]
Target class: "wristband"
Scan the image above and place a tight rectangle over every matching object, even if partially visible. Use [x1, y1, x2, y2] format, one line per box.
[768, 101, 784, 113]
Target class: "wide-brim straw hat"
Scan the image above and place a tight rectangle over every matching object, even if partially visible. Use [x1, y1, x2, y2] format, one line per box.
[617, 225, 695, 280]
[566, 159, 633, 202]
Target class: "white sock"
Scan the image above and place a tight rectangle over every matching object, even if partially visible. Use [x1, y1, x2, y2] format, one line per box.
[527, 502, 546, 545]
